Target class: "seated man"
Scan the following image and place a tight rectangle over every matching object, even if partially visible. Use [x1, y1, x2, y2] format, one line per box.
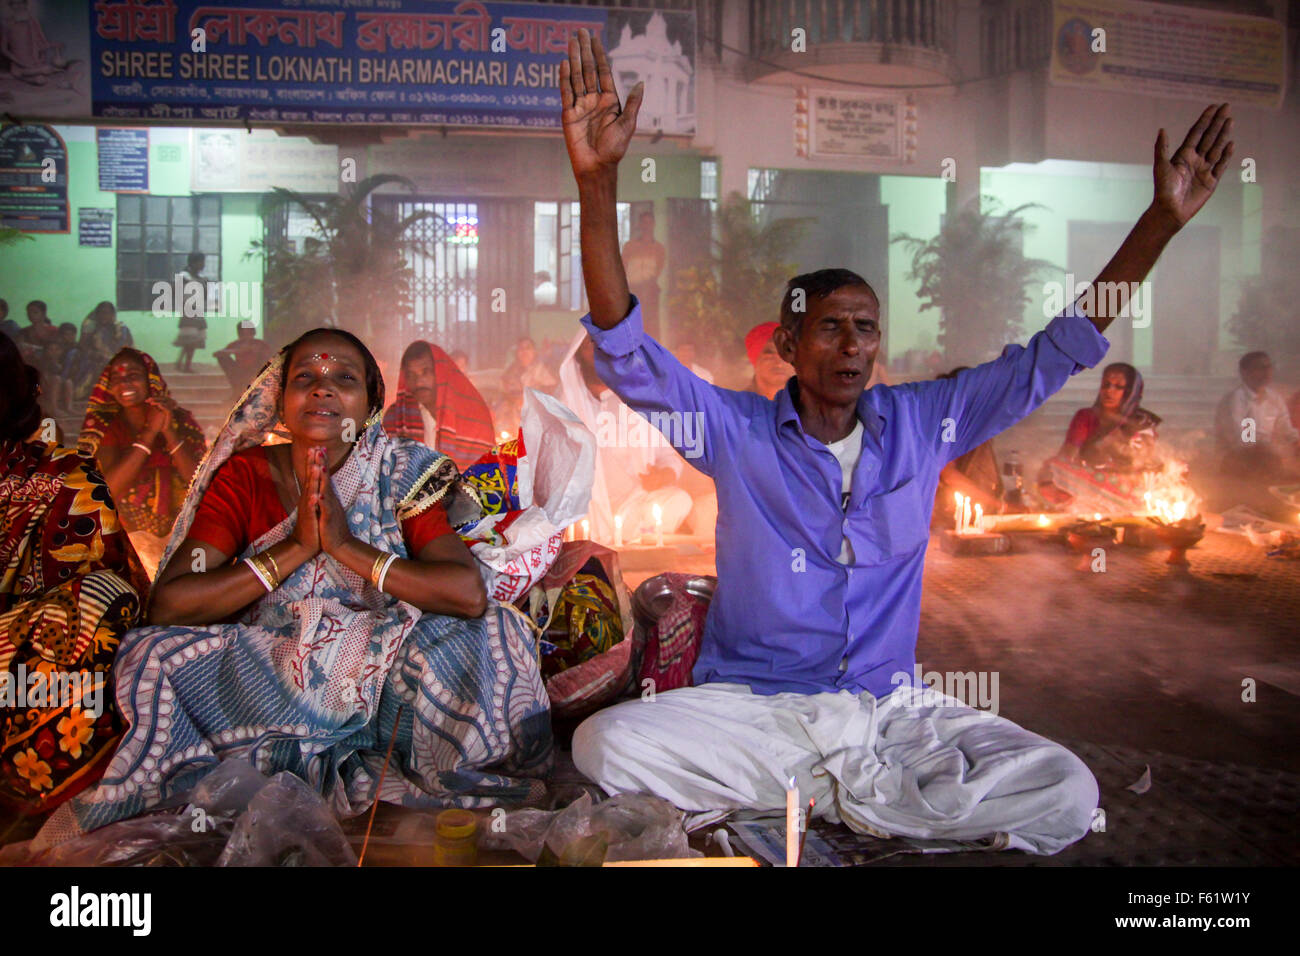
[1214, 351, 1299, 480]
[213, 320, 274, 396]
[744, 321, 795, 399]
[558, 31, 1232, 854]
[383, 339, 496, 469]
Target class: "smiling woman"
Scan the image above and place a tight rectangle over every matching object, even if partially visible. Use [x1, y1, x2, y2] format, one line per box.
[78, 349, 207, 579]
[34, 329, 552, 848]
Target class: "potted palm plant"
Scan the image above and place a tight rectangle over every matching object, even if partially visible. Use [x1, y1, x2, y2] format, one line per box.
[893, 197, 1057, 364]
[246, 174, 441, 343]
[666, 191, 807, 385]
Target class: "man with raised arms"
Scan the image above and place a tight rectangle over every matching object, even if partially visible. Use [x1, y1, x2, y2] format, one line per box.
[559, 30, 1233, 854]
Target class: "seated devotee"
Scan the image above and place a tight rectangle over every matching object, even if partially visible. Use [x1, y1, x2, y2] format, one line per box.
[382, 339, 496, 468]
[558, 330, 707, 544]
[932, 367, 1003, 525]
[1037, 362, 1162, 509]
[0, 332, 146, 817]
[1214, 351, 1300, 480]
[558, 32, 1231, 853]
[744, 321, 796, 399]
[39, 322, 79, 417]
[213, 320, 274, 397]
[17, 300, 59, 380]
[497, 336, 560, 440]
[76, 301, 133, 398]
[33, 328, 551, 846]
[77, 349, 207, 578]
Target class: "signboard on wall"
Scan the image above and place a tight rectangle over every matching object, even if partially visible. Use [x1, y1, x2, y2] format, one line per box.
[89, 1, 696, 133]
[191, 129, 339, 192]
[97, 127, 149, 191]
[1050, 0, 1285, 110]
[79, 207, 114, 246]
[806, 92, 916, 162]
[0, 126, 70, 233]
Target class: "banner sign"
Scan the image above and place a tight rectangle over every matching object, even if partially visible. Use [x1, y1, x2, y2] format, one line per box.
[90, 1, 696, 133]
[97, 127, 149, 192]
[79, 207, 115, 247]
[0, 126, 70, 233]
[1050, 0, 1285, 110]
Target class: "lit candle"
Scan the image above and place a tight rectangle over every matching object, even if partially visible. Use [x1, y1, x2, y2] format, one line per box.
[962, 498, 972, 536]
[785, 776, 799, 868]
[973, 503, 983, 533]
[653, 503, 664, 547]
[1036, 513, 1050, 528]
[614, 514, 623, 548]
[1093, 513, 1102, 522]
[581, 519, 589, 540]
[953, 492, 963, 534]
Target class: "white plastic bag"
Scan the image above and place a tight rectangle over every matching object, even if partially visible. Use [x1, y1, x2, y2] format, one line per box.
[471, 388, 595, 603]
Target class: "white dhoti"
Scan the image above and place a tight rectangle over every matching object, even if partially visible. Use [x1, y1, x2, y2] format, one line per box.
[572, 682, 1098, 855]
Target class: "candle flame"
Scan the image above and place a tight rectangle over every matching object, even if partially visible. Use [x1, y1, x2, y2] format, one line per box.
[614, 515, 623, 528]
[1036, 513, 1049, 527]
[652, 503, 663, 522]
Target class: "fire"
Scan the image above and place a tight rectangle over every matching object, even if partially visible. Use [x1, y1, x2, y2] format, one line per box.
[1141, 460, 1200, 524]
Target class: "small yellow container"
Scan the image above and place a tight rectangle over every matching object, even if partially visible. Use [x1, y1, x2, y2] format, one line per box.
[433, 809, 478, 867]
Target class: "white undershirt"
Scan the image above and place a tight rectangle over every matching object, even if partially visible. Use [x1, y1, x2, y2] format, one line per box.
[823, 419, 864, 565]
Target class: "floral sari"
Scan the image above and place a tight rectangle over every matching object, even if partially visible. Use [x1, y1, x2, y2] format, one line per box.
[0, 439, 144, 814]
[36, 355, 552, 846]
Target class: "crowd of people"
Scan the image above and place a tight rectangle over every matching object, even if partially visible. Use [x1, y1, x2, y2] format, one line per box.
[0, 32, 1258, 860]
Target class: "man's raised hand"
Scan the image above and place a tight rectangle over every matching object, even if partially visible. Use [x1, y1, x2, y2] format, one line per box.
[1153, 103, 1234, 231]
[560, 28, 643, 180]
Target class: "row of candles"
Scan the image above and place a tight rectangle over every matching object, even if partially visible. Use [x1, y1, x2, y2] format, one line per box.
[561, 504, 666, 547]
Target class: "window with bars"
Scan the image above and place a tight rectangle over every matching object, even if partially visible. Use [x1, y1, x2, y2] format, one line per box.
[116, 195, 221, 311]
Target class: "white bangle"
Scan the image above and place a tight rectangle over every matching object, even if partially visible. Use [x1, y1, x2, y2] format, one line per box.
[243, 557, 273, 593]
[132, 442, 152, 455]
[375, 553, 398, 592]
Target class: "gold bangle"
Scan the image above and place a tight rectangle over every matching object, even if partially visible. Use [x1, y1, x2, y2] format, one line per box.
[250, 554, 279, 591]
[262, 550, 281, 585]
[370, 551, 388, 587]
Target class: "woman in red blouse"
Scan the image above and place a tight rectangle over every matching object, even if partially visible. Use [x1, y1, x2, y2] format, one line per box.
[38, 328, 552, 843]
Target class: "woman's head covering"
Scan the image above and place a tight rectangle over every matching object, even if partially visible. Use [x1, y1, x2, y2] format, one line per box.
[156, 341, 481, 582]
[78, 348, 205, 457]
[1096, 362, 1145, 422]
[745, 322, 779, 367]
[382, 340, 496, 469]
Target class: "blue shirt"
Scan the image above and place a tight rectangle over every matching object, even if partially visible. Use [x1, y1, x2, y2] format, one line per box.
[581, 299, 1108, 697]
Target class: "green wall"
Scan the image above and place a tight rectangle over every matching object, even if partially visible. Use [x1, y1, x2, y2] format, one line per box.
[881, 174, 948, 357]
[0, 125, 265, 368]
